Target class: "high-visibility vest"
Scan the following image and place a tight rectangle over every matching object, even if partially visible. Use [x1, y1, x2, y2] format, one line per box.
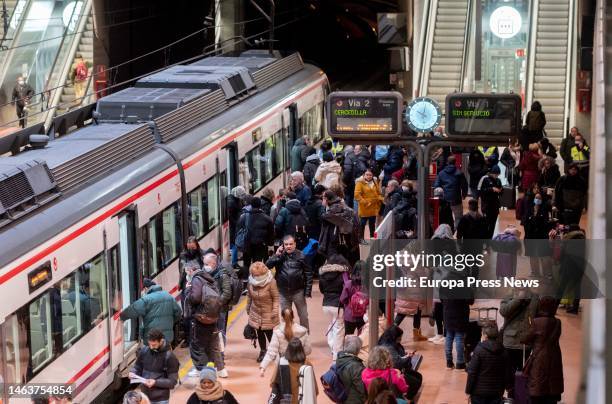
[478, 146, 496, 158]
[570, 145, 589, 162]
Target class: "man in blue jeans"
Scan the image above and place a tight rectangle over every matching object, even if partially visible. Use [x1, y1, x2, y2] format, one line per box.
[441, 295, 474, 371]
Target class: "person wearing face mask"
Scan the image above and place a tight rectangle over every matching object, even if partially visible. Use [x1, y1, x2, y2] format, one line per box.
[354, 169, 384, 244]
[11, 75, 34, 128]
[479, 165, 503, 239]
[120, 279, 182, 346]
[524, 193, 554, 278]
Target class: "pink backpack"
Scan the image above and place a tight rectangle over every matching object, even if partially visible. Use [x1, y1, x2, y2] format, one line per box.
[349, 289, 368, 318]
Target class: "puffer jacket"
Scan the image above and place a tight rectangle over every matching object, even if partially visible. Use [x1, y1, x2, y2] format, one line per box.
[500, 297, 539, 349]
[318, 263, 347, 307]
[303, 154, 320, 186]
[433, 164, 468, 205]
[247, 276, 280, 330]
[210, 266, 234, 312]
[131, 341, 179, 402]
[336, 352, 366, 404]
[354, 176, 383, 217]
[315, 160, 342, 189]
[382, 146, 404, 185]
[266, 250, 313, 296]
[120, 285, 181, 343]
[361, 367, 408, 394]
[260, 322, 312, 369]
[466, 339, 510, 397]
[237, 208, 273, 246]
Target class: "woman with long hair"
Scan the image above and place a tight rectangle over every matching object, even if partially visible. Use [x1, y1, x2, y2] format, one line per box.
[269, 338, 318, 404]
[259, 308, 311, 376]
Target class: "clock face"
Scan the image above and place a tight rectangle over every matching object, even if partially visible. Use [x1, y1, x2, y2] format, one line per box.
[405, 97, 442, 132]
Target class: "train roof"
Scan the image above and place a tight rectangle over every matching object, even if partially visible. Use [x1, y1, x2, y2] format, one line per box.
[0, 52, 308, 232]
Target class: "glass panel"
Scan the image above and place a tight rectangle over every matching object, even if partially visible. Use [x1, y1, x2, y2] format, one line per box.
[246, 148, 264, 192]
[84, 254, 108, 326]
[4, 313, 28, 384]
[272, 131, 284, 176]
[161, 204, 179, 265]
[189, 187, 204, 238]
[206, 176, 219, 229]
[219, 171, 228, 223]
[300, 104, 323, 143]
[475, 1, 529, 99]
[262, 140, 274, 183]
[109, 247, 122, 315]
[59, 274, 80, 348]
[147, 220, 160, 276]
[28, 292, 54, 372]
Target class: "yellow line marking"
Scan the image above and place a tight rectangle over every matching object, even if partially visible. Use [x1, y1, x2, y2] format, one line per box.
[178, 297, 248, 379]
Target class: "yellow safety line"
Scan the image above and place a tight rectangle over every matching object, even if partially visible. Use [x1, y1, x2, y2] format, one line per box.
[178, 297, 248, 379]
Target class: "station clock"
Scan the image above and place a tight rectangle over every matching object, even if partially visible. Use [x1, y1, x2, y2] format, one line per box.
[405, 97, 442, 133]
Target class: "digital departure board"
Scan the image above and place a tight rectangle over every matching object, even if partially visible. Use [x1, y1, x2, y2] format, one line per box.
[445, 93, 521, 137]
[327, 91, 402, 138]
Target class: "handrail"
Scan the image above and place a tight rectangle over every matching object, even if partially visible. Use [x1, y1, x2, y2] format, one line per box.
[0, 0, 22, 47]
[459, 0, 473, 92]
[419, 0, 438, 97]
[524, 0, 538, 119]
[562, 0, 576, 136]
[414, 0, 431, 97]
[0, 0, 32, 94]
[43, 0, 92, 130]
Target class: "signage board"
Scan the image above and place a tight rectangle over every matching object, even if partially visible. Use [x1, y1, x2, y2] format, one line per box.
[327, 91, 403, 139]
[445, 93, 521, 137]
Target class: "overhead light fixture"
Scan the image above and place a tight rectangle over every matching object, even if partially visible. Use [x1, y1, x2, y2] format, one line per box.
[489, 6, 522, 39]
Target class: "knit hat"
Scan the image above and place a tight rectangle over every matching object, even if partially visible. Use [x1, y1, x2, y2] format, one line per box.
[490, 165, 501, 175]
[199, 365, 217, 382]
[143, 278, 155, 288]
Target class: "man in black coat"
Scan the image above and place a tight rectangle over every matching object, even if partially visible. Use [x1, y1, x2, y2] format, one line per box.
[129, 329, 179, 403]
[266, 235, 312, 330]
[554, 163, 587, 225]
[304, 184, 326, 241]
[237, 197, 273, 273]
[441, 291, 474, 370]
[479, 166, 503, 239]
[318, 190, 360, 265]
[466, 325, 511, 403]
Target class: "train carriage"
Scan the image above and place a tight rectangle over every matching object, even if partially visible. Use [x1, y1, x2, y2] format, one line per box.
[0, 52, 328, 403]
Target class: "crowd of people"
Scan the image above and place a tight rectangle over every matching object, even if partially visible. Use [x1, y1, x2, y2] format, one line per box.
[118, 107, 588, 403]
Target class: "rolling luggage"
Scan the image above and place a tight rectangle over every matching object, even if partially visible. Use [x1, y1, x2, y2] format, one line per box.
[501, 167, 516, 209]
[513, 345, 530, 404]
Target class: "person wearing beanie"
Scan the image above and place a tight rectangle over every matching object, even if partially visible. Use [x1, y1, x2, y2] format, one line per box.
[479, 165, 503, 238]
[120, 278, 182, 345]
[186, 366, 239, 404]
[314, 151, 342, 189]
[247, 261, 280, 362]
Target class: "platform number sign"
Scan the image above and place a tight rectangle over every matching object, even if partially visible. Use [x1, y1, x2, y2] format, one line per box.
[327, 91, 403, 139]
[445, 93, 521, 138]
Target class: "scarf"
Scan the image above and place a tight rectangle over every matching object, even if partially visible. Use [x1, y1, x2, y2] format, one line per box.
[196, 381, 224, 401]
[249, 271, 273, 287]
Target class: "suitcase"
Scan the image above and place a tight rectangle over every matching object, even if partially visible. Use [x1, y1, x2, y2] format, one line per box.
[513, 345, 531, 404]
[501, 166, 517, 209]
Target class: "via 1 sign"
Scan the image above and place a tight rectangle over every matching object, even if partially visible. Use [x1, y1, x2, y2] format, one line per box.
[327, 91, 403, 139]
[445, 93, 522, 138]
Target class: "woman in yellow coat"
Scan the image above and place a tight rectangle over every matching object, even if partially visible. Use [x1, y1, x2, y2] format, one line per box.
[354, 168, 383, 244]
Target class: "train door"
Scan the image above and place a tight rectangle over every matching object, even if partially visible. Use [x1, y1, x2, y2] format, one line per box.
[114, 211, 139, 360]
[282, 104, 297, 186]
[220, 143, 238, 263]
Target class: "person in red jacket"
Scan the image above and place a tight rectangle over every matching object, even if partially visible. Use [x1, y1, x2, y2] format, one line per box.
[519, 143, 542, 191]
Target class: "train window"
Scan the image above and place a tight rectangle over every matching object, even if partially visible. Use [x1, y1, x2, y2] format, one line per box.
[161, 204, 180, 266]
[147, 219, 160, 276]
[109, 247, 122, 314]
[219, 171, 228, 223]
[27, 293, 54, 372]
[85, 254, 108, 325]
[300, 103, 324, 144]
[246, 146, 263, 192]
[59, 274, 81, 348]
[188, 187, 205, 238]
[262, 138, 274, 183]
[272, 131, 284, 176]
[206, 176, 219, 229]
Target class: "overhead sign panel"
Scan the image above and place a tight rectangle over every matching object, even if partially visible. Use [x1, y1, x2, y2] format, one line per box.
[327, 91, 403, 138]
[445, 93, 521, 137]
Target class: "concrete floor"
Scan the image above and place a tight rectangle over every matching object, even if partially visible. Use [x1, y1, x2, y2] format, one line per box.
[169, 209, 586, 403]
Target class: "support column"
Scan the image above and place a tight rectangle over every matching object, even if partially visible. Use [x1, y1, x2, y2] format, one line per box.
[396, 0, 413, 100]
[215, 0, 244, 52]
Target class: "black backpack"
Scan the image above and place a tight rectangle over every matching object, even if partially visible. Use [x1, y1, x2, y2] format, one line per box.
[288, 212, 309, 249]
[227, 269, 243, 306]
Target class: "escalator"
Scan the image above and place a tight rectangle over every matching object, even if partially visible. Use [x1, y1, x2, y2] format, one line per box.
[526, 0, 575, 142]
[0, 0, 93, 128]
[419, 0, 471, 115]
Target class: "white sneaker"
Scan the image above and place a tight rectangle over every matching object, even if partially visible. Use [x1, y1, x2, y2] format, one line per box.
[428, 334, 444, 343]
[433, 336, 446, 345]
[217, 368, 228, 378]
[188, 368, 200, 378]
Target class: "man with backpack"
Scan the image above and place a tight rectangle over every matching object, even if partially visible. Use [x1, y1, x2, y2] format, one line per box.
[266, 235, 312, 330]
[237, 197, 274, 271]
[274, 198, 310, 249]
[333, 335, 367, 403]
[187, 264, 226, 377]
[318, 190, 360, 265]
[129, 329, 179, 404]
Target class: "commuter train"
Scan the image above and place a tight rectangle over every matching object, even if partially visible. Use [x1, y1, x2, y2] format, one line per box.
[0, 51, 328, 403]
